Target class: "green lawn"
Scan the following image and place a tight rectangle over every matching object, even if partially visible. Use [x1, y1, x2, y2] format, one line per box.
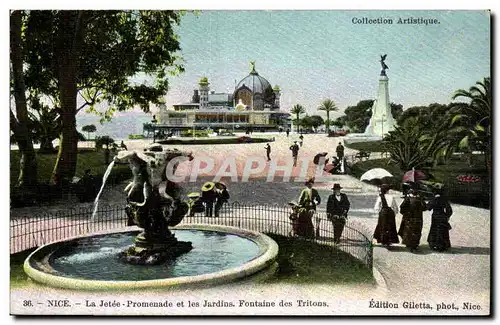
[344, 140, 386, 152]
[264, 233, 375, 285]
[10, 249, 35, 288]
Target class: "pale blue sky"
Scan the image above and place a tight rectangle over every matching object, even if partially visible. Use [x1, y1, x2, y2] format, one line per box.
[162, 10, 490, 118]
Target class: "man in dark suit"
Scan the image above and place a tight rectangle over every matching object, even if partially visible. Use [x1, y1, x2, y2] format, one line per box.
[326, 183, 351, 244]
[289, 141, 300, 166]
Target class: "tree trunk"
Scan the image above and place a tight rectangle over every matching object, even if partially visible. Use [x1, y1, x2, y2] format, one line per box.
[53, 112, 78, 184]
[51, 11, 87, 185]
[39, 137, 55, 154]
[10, 11, 38, 188]
[325, 111, 330, 134]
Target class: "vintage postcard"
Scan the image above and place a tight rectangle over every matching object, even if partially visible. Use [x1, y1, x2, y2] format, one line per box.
[9, 9, 491, 316]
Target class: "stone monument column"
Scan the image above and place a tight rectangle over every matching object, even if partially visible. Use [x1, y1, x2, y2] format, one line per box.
[364, 55, 396, 137]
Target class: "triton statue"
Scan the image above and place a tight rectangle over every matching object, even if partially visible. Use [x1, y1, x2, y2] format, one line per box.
[113, 144, 194, 265]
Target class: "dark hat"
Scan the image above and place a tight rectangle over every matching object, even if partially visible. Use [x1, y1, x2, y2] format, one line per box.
[305, 177, 315, 185]
[332, 183, 342, 190]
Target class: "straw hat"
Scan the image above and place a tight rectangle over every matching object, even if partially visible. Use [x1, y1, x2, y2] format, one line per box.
[201, 182, 215, 192]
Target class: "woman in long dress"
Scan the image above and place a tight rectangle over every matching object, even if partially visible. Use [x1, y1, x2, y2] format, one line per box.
[373, 184, 400, 246]
[399, 189, 425, 252]
[427, 187, 453, 252]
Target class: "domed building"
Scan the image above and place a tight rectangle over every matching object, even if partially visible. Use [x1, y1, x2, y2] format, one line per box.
[151, 61, 291, 136]
[234, 61, 276, 111]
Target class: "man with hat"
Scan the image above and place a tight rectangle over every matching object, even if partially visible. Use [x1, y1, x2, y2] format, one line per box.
[214, 182, 230, 218]
[326, 183, 351, 244]
[201, 181, 217, 218]
[289, 141, 300, 167]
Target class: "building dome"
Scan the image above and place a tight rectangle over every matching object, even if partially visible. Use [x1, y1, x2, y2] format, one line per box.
[234, 61, 275, 111]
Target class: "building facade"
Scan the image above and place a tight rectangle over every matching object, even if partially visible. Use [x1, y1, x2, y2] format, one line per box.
[152, 62, 291, 134]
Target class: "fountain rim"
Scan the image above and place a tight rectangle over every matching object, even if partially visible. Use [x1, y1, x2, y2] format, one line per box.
[24, 224, 279, 291]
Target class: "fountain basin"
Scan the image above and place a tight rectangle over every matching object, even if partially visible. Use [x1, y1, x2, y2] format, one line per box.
[24, 224, 278, 290]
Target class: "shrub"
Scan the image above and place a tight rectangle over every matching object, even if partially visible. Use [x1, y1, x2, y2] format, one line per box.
[128, 134, 145, 140]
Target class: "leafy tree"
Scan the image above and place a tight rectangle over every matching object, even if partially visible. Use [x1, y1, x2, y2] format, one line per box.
[343, 100, 374, 132]
[10, 11, 38, 187]
[291, 104, 306, 133]
[300, 116, 314, 131]
[309, 115, 324, 131]
[343, 100, 403, 133]
[95, 136, 115, 150]
[82, 124, 97, 140]
[21, 10, 186, 184]
[391, 103, 403, 121]
[317, 99, 338, 133]
[450, 77, 491, 173]
[331, 117, 345, 130]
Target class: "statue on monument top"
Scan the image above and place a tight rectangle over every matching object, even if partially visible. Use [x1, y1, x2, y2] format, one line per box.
[380, 54, 389, 76]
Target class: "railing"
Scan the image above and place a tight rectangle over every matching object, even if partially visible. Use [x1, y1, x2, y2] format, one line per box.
[10, 202, 373, 271]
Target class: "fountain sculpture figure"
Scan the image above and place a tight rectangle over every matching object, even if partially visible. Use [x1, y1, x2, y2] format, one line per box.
[113, 144, 195, 265]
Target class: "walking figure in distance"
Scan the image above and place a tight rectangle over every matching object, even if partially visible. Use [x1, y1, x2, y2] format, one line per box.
[120, 140, 128, 151]
[426, 186, 453, 252]
[373, 184, 400, 247]
[265, 143, 271, 161]
[336, 142, 345, 173]
[289, 141, 300, 167]
[326, 183, 350, 243]
[299, 134, 304, 147]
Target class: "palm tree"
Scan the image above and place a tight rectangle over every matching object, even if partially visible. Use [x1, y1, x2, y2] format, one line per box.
[318, 99, 338, 134]
[384, 118, 429, 171]
[385, 116, 452, 170]
[450, 77, 491, 173]
[291, 104, 306, 133]
[28, 98, 61, 153]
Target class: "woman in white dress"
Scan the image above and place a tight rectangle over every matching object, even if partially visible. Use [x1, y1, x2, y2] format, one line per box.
[373, 184, 400, 246]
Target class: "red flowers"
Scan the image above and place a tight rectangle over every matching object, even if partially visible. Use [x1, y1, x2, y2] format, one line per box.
[456, 175, 481, 183]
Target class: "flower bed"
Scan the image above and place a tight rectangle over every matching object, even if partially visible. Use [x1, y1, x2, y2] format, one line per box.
[456, 175, 482, 183]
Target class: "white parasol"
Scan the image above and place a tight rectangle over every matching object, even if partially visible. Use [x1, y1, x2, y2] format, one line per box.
[360, 168, 393, 182]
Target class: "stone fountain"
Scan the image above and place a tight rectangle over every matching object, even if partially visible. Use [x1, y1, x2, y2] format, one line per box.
[23, 143, 278, 290]
[114, 144, 194, 265]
